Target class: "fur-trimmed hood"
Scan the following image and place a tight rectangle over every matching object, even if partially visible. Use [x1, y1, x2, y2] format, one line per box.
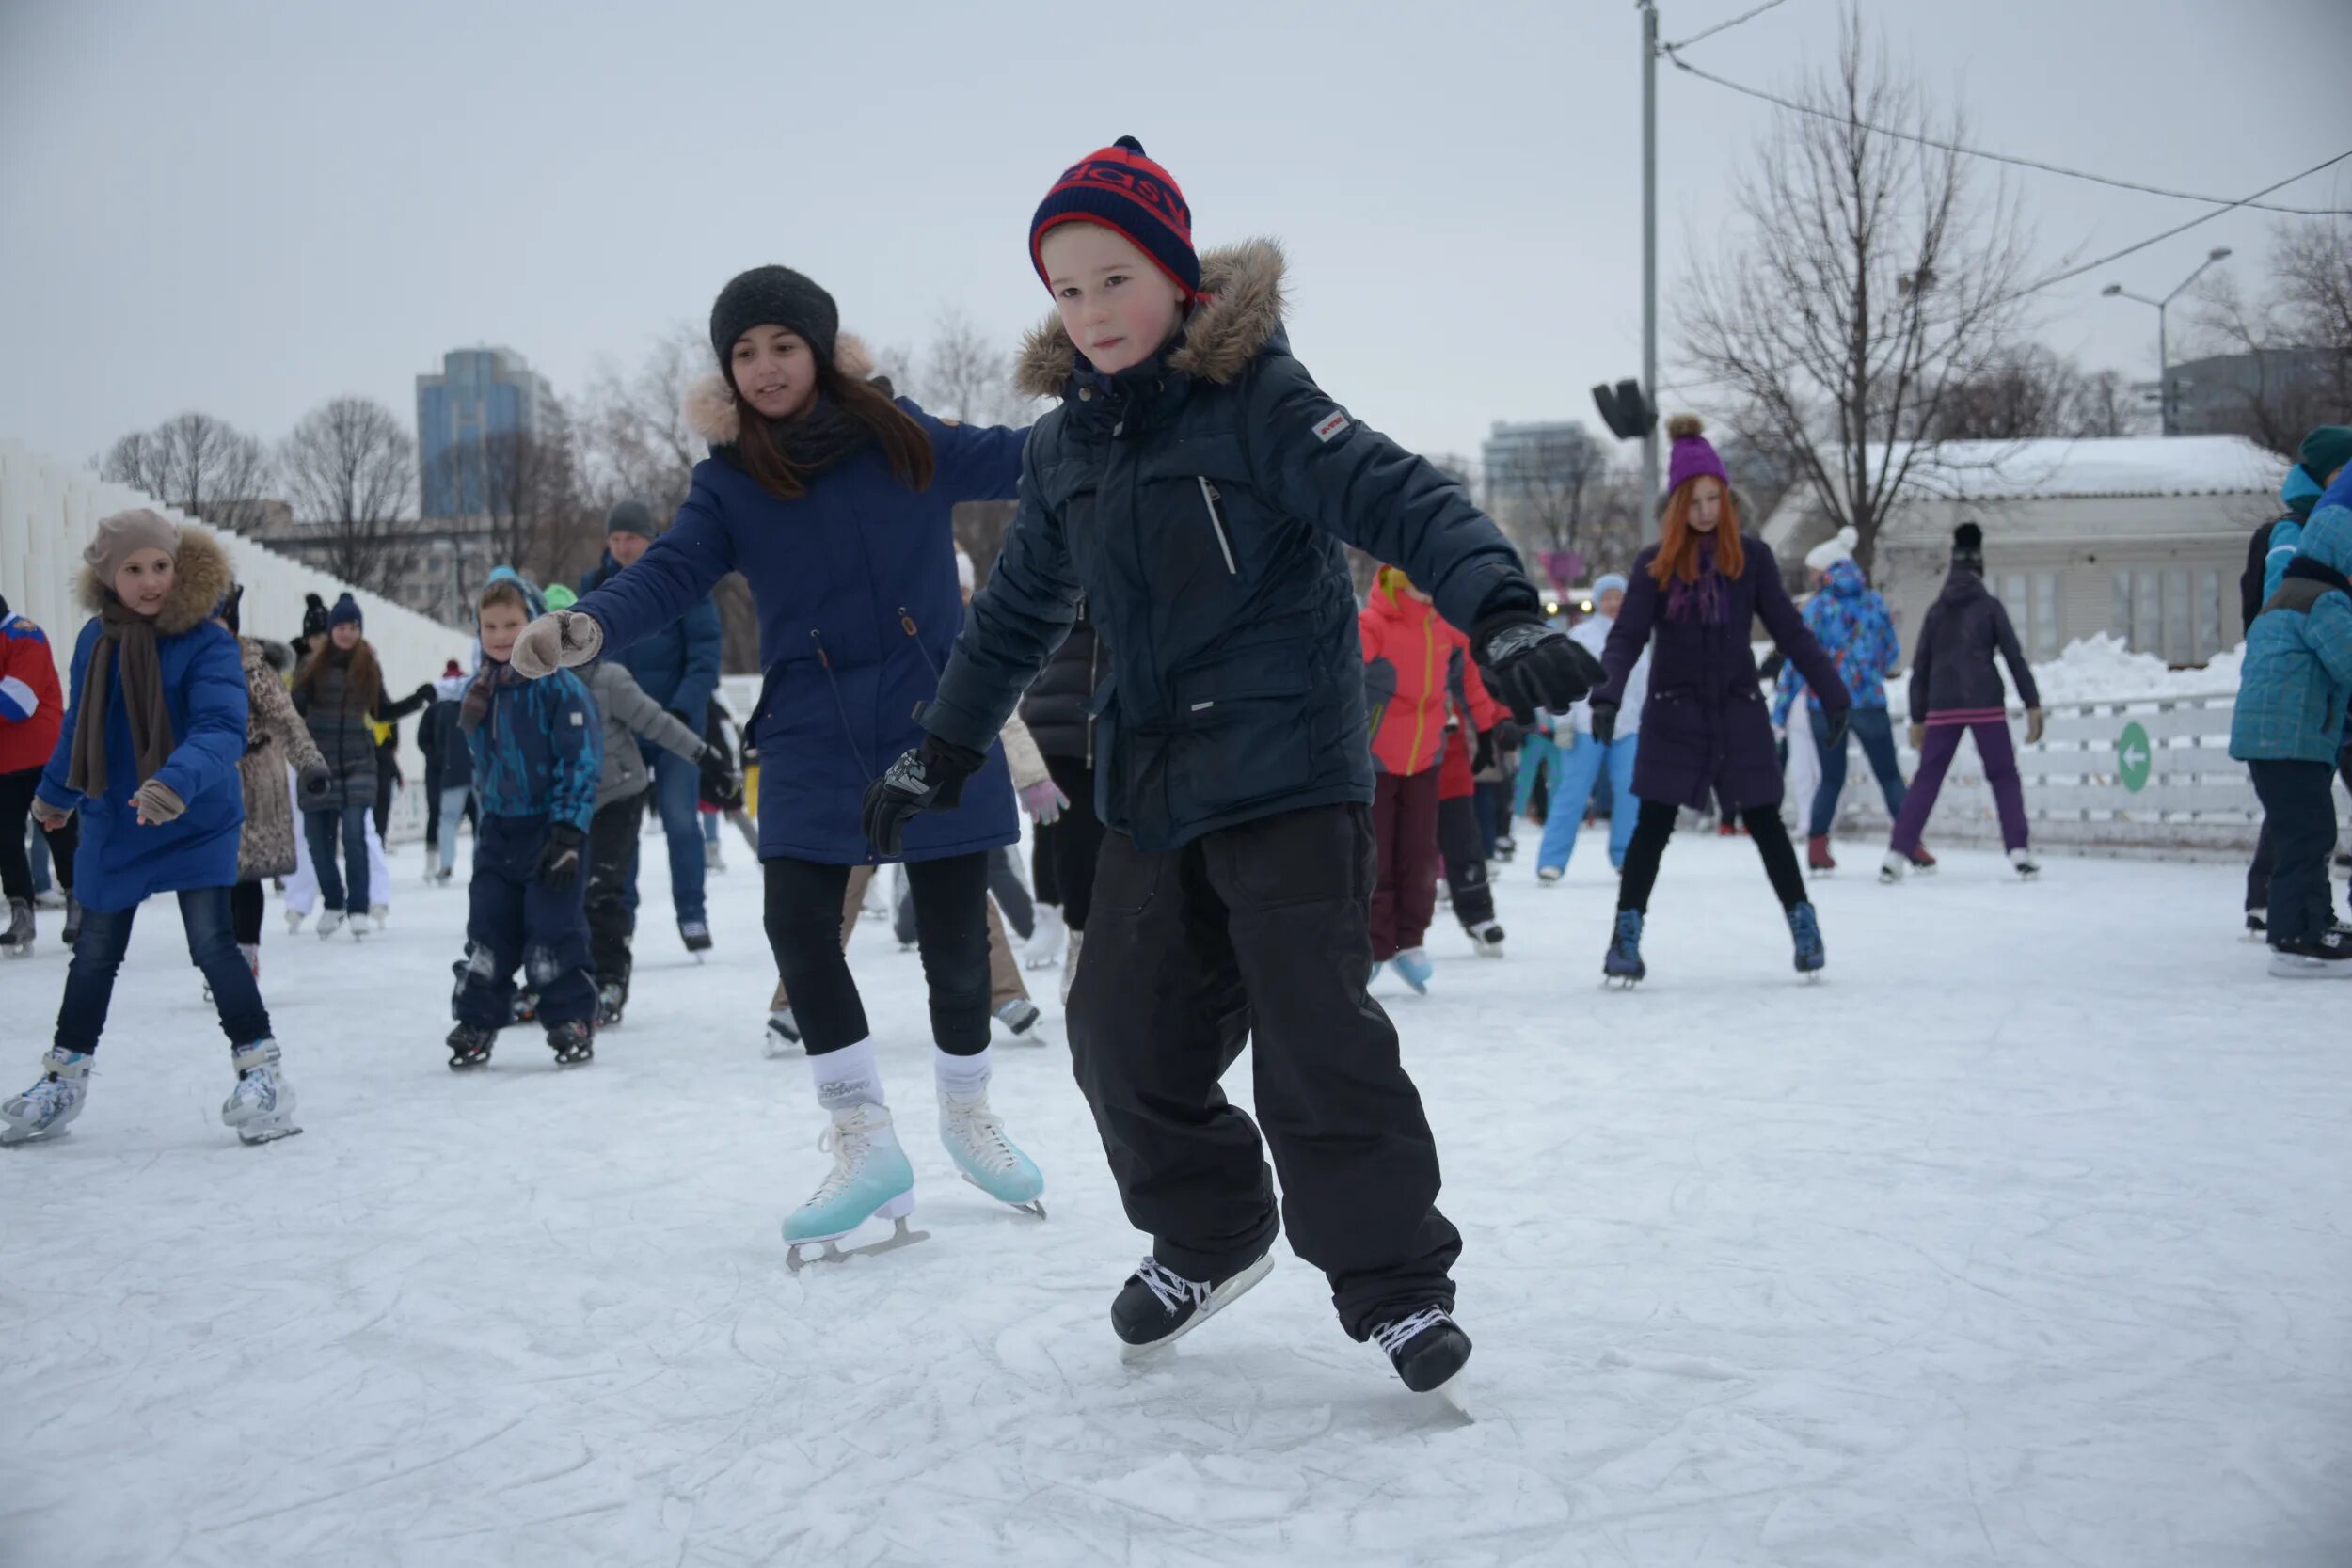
[682, 332, 879, 447]
[1013, 238, 1288, 401]
[243, 636, 295, 675]
[73, 524, 234, 638]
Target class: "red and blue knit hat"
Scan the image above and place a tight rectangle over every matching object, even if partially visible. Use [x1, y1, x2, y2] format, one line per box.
[1029, 136, 1200, 301]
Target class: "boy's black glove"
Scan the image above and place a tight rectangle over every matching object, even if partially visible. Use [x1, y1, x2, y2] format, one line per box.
[862, 734, 986, 856]
[697, 745, 745, 810]
[538, 823, 585, 892]
[1472, 612, 1606, 724]
[1590, 703, 1619, 746]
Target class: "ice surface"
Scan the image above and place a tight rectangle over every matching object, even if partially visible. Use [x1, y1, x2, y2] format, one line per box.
[2, 830, 2346, 1567]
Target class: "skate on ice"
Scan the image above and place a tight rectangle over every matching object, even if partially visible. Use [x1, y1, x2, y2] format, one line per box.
[784, 1103, 929, 1271]
[1370, 1306, 1474, 1415]
[1, 1049, 90, 1147]
[221, 1040, 300, 1146]
[1112, 1248, 1275, 1358]
[938, 1088, 1045, 1218]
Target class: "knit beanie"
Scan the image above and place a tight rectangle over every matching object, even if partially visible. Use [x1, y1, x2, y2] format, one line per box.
[302, 593, 329, 641]
[1664, 415, 1730, 498]
[1591, 572, 1629, 599]
[2297, 425, 2352, 484]
[1030, 135, 1200, 302]
[328, 592, 362, 629]
[83, 508, 179, 582]
[606, 499, 656, 540]
[1804, 526, 1860, 573]
[709, 266, 840, 378]
[1952, 521, 1986, 575]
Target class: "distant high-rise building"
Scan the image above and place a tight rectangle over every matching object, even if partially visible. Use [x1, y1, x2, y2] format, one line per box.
[416, 347, 551, 520]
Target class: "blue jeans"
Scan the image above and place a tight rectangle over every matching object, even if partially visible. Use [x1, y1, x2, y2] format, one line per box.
[1809, 706, 1907, 837]
[1512, 733, 1565, 819]
[626, 747, 707, 927]
[1540, 732, 1640, 872]
[304, 802, 372, 912]
[436, 785, 470, 873]
[455, 816, 596, 1029]
[56, 885, 272, 1054]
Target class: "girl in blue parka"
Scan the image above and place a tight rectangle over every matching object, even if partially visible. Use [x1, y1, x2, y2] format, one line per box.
[4, 512, 299, 1147]
[512, 264, 1043, 1259]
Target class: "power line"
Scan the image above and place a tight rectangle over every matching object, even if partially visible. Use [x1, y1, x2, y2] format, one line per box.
[1661, 47, 2352, 216]
[1665, 0, 1792, 52]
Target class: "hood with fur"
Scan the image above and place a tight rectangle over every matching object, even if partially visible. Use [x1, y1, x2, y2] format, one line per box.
[1013, 238, 1288, 401]
[243, 636, 295, 674]
[74, 523, 233, 639]
[682, 332, 879, 448]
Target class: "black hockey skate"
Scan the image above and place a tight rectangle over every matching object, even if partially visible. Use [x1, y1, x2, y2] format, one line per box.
[1371, 1306, 1473, 1412]
[1112, 1247, 1274, 1358]
[547, 1019, 595, 1066]
[446, 1023, 496, 1069]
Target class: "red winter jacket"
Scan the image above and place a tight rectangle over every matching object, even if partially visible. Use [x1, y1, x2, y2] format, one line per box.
[1360, 568, 1504, 777]
[0, 610, 65, 775]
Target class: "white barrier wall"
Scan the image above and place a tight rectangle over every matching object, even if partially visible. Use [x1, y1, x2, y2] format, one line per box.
[0, 439, 475, 819]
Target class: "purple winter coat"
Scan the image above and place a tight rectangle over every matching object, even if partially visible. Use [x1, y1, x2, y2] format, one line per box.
[1597, 534, 1851, 812]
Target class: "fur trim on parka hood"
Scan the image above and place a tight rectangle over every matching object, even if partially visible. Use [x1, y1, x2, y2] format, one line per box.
[73, 523, 234, 639]
[681, 332, 880, 447]
[1013, 238, 1288, 401]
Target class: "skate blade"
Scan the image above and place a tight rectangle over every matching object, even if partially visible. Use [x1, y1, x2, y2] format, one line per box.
[237, 1121, 303, 1147]
[960, 1173, 1047, 1218]
[762, 1036, 803, 1060]
[1120, 1250, 1276, 1361]
[0, 1125, 71, 1148]
[1430, 1373, 1474, 1419]
[786, 1215, 930, 1274]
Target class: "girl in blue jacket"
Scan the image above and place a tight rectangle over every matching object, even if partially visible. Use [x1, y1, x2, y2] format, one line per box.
[514, 265, 1040, 1262]
[5, 512, 299, 1147]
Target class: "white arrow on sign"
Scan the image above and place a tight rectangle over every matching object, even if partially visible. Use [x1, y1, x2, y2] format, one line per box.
[2122, 742, 2149, 771]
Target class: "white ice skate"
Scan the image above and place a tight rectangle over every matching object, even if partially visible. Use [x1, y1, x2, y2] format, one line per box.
[764, 1006, 803, 1059]
[1, 1049, 91, 1147]
[315, 909, 346, 939]
[221, 1040, 301, 1146]
[1025, 905, 1067, 970]
[939, 1088, 1045, 1218]
[1879, 850, 1907, 884]
[1469, 921, 1506, 958]
[284, 907, 307, 935]
[2009, 847, 2040, 880]
[783, 1103, 928, 1271]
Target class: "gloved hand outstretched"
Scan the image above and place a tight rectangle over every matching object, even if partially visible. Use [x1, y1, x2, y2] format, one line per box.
[1473, 612, 1606, 724]
[132, 779, 186, 826]
[862, 735, 986, 856]
[2025, 707, 2045, 746]
[1820, 708, 1851, 752]
[511, 611, 603, 679]
[696, 746, 745, 810]
[30, 795, 72, 832]
[1019, 778, 1069, 826]
[537, 823, 585, 893]
[1590, 703, 1618, 747]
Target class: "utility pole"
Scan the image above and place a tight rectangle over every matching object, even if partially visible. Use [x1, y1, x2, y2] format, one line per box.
[1640, 0, 1661, 532]
[2101, 246, 2231, 437]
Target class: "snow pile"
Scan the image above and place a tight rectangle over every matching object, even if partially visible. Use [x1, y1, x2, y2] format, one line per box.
[2026, 633, 2243, 704]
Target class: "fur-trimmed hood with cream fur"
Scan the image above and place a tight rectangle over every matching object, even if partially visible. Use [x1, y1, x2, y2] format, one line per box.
[73, 523, 234, 638]
[1014, 239, 1288, 401]
[682, 334, 880, 449]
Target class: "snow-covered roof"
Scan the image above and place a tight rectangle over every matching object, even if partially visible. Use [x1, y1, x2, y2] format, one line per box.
[1832, 436, 2284, 501]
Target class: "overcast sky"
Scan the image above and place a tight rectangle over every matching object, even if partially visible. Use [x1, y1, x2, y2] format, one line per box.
[2, 0, 2345, 484]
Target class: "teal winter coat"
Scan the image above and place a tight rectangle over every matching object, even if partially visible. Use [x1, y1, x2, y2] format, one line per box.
[2231, 471, 2352, 765]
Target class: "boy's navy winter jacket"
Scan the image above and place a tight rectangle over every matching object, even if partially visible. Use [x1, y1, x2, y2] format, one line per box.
[922, 240, 1540, 853]
[462, 662, 600, 832]
[35, 527, 250, 912]
[569, 341, 1026, 865]
[579, 551, 722, 724]
[2232, 470, 2352, 765]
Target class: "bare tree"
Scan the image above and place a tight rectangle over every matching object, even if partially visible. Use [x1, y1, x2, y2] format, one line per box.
[1921, 343, 2139, 441]
[1677, 10, 2033, 576]
[2190, 219, 2352, 456]
[479, 401, 594, 586]
[1486, 424, 1611, 585]
[918, 309, 1026, 426]
[277, 397, 413, 594]
[580, 325, 707, 517]
[98, 412, 274, 531]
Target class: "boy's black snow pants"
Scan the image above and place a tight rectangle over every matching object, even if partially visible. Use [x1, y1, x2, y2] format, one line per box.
[1069, 802, 1461, 1340]
[586, 789, 647, 994]
[454, 816, 596, 1030]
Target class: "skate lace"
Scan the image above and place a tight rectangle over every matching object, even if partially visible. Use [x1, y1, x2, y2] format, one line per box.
[945, 1101, 1021, 1174]
[810, 1113, 882, 1202]
[1136, 1257, 1211, 1317]
[1612, 910, 1642, 950]
[1371, 1306, 1452, 1359]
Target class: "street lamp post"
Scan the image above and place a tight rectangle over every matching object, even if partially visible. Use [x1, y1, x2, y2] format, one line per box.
[2101, 246, 2232, 436]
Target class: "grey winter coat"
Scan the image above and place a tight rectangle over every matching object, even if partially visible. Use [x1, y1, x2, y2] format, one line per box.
[1909, 570, 2042, 718]
[236, 639, 326, 880]
[586, 660, 707, 810]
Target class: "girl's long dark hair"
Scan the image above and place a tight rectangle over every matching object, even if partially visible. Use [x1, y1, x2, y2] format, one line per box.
[294, 636, 383, 717]
[735, 364, 936, 502]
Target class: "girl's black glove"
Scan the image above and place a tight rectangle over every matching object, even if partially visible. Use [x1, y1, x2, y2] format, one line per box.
[537, 824, 585, 892]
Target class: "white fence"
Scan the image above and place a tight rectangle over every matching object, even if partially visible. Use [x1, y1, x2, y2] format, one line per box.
[1819, 693, 2351, 856]
[0, 440, 475, 796]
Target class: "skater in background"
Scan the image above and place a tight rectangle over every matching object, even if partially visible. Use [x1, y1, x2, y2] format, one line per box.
[1018, 596, 1106, 1002]
[444, 578, 601, 1068]
[890, 139, 1597, 1397]
[580, 500, 723, 958]
[515, 261, 1044, 1258]
[219, 585, 331, 982]
[3, 512, 298, 1147]
[1772, 528, 1910, 876]
[700, 698, 760, 860]
[1882, 522, 2043, 883]
[2231, 467, 2352, 975]
[2241, 427, 2348, 937]
[2, 593, 69, 956]
[1537, 571, 1646, 882]
[291, 594, 430, 937]
[1433, 699, 1513, 957]
[1591, 416, 1850, 984]
[420, 657, 471, 884]
[1360, 564, 1512, 990]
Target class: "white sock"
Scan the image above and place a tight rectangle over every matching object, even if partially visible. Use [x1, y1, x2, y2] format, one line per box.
[934, 1045, 992, 1101]
[809, 1037, 884, 1113]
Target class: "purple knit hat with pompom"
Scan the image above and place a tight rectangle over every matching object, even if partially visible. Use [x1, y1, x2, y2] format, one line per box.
[1664, 413, 1729, 496]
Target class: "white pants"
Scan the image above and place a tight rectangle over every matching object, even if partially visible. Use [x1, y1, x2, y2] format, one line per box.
[1784, 714, 1821, 833]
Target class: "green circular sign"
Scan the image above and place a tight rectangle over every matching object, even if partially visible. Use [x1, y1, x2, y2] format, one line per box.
[2117, 721, 2152, 793]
